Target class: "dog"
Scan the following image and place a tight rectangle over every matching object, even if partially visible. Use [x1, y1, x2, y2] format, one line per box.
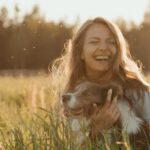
[62, 81, 143, 145]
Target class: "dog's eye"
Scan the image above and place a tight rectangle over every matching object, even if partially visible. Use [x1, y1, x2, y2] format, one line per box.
[74, 86, 80, 92]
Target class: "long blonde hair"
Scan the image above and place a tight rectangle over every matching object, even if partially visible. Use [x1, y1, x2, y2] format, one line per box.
[51, 17, 150, 105]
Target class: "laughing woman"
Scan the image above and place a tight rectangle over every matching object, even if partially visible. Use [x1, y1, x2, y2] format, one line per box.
[51, 17, 150, 148]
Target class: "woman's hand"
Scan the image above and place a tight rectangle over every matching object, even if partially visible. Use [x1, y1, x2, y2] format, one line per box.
[90, 89, 120, 138]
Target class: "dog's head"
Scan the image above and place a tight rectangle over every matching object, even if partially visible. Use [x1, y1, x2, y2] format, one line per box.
[62, 81, 122, 117]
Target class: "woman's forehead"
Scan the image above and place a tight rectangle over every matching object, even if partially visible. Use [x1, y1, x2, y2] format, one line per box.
[84, 23, 115, 40]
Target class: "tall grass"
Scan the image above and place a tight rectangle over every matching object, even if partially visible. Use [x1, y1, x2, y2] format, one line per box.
[0, 74, 149, 149]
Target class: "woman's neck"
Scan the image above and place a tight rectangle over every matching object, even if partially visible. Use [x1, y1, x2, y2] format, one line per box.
[86, 70, 114, 85]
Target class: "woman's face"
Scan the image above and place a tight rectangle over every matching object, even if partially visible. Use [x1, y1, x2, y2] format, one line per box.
[81, 23, 117, 77]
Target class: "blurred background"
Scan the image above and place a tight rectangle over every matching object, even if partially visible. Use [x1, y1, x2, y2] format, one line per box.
[0, 0, 150, 75]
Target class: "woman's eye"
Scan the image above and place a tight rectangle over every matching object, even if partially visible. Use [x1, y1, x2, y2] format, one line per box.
[108, 40, 116, 45]
[89, 41, 99, 44]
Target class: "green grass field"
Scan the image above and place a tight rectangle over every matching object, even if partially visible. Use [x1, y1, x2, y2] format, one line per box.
[0, 74, 149, 150]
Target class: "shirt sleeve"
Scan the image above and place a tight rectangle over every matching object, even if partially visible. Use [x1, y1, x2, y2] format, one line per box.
[131, 91, 150, 122]
[141, 92, 150, 122]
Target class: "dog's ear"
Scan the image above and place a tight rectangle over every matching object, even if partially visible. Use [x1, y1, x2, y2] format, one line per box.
[97, 82, 123, 101]
[105, 82, 123, 98]
[112, 83, 123, 97]
[89, 85, 106, 105]
[98, 87, 109, 103]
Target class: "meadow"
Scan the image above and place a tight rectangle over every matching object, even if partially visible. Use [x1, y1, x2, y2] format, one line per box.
[0, 73, 150, 150]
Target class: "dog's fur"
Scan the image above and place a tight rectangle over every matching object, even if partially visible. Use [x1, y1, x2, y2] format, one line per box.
[62, 81, 143, 145]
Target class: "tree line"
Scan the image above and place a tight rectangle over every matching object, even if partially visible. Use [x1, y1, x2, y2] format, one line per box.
[0, 5, 150, 72]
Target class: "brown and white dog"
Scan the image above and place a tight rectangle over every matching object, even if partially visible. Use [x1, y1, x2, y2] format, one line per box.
[62, 81, 143, 145]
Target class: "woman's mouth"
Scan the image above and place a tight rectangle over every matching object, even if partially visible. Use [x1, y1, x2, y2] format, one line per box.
[95, 56, 111, 61]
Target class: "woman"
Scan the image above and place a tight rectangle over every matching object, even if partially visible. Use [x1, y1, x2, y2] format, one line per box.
[51, 17, 150, 145]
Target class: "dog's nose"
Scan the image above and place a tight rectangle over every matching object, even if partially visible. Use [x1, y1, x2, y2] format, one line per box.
[62, 94, 71, 103]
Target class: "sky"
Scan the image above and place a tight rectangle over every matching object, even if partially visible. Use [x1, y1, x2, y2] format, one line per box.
[0, 0, 149, 25]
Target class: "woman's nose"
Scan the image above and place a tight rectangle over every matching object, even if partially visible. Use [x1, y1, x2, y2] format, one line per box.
[98, 41, 107, 51]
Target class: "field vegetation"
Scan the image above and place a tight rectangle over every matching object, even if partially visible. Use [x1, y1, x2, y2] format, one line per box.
[0, 73, 149, 149]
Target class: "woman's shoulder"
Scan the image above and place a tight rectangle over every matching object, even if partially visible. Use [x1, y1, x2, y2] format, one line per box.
[124, 87, 150, 99]
[124, 88, 150, 122]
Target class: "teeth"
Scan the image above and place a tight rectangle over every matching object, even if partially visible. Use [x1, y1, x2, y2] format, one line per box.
[95, 56, 109, 60]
